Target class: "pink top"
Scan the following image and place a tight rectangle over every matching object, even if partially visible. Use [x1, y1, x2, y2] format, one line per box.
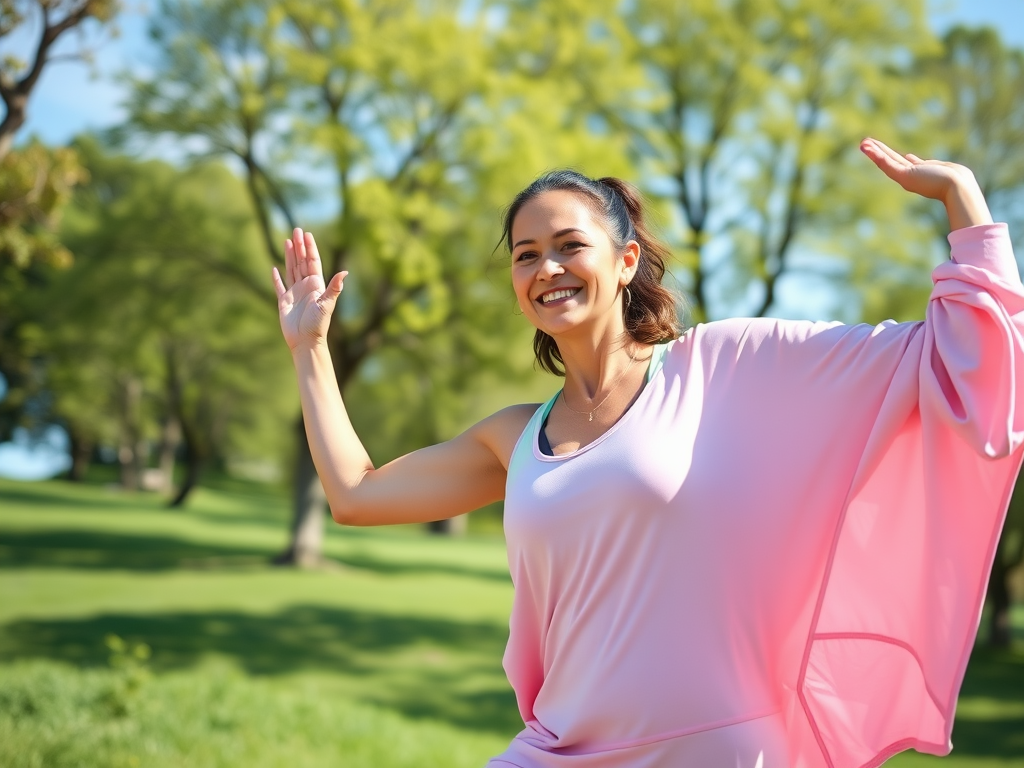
[490, 223, 1024, 768]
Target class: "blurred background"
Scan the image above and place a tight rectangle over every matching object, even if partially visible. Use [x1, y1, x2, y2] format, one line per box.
[1, 0, 1023, 765]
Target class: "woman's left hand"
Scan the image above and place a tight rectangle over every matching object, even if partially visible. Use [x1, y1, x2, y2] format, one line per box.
[860, 137, 993, 230]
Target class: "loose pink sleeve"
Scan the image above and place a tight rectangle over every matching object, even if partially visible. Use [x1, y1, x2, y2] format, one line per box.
[783, 223, 1024, 767]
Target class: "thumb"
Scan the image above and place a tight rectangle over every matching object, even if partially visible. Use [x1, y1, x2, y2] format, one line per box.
[318, 271, 348, 313]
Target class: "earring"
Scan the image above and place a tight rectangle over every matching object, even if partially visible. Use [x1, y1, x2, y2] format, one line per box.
[624, 286, 632, 308]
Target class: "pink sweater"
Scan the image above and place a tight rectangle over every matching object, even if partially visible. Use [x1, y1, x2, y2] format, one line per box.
[490, 223, 1024, 768]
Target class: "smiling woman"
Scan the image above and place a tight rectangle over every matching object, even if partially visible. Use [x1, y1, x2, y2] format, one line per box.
[500, 171, 681, 378]
[271, 139, 1024, 768]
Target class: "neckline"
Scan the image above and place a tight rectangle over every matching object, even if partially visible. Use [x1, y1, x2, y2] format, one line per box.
[532, 340, 673, 462]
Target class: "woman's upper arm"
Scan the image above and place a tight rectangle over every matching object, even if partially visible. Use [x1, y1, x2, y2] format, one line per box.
[334, 403, 538, 526]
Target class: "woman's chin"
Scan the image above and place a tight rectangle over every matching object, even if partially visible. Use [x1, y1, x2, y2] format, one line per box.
[532, 315, 589, 338]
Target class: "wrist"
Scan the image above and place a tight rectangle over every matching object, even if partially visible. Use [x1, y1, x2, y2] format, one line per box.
[290, 339, 332, 361]
[943, 178, 993, 231]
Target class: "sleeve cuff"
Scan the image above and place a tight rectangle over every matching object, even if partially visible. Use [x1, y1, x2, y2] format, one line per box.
[947, 223, 1019, 283]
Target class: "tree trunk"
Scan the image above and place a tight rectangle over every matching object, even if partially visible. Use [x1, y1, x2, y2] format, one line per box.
[157, 415, 180, 495]
[986, 553, 1012, 647]
[428, 516, 468, 536]
[66, 428, 93, 482]
[167, 409, 207, 508]
[273, 415, 327, 568]
[168, 452, 203, 508]
[117, 377, 144, 490]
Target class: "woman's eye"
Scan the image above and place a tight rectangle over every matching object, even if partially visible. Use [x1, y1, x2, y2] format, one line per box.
[563, 241, 585, 250]
[516, 251, 537, 261]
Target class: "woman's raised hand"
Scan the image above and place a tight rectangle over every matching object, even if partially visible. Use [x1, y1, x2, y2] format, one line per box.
[860, 137, 993, 230]
[272, 228, 348, 351]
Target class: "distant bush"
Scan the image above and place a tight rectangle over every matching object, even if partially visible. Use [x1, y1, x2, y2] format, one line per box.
[0, 659, 504, 768]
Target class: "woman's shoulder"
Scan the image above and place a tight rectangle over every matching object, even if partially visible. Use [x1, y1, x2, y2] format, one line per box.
[678, 316, 918, 351]
[665, 316, 922, 377]
[470, 402, 544, 471]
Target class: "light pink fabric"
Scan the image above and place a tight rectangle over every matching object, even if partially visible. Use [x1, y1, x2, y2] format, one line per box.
[491, 223, 1024, 768]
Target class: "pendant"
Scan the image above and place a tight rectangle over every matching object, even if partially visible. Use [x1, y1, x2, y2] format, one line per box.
[588, 413, 593, 422]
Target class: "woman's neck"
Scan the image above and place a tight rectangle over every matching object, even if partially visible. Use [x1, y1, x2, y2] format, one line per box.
[555, 327, 651, 400]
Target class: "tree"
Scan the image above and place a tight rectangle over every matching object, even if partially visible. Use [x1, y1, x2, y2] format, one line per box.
[0, 0, 119, 444]
[605, 0, 941, 323]
[918, 26, 1024, 244]
[121, 0, 631, 563]
[42, 137, 293, 499]
[0, 141, 85, 444]
[0, 0, 118, 158]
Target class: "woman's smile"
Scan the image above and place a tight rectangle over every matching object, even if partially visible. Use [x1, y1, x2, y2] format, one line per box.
[537, 286, 583, 306]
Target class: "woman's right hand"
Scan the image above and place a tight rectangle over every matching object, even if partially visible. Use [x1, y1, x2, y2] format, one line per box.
[272, 227, 348, 352]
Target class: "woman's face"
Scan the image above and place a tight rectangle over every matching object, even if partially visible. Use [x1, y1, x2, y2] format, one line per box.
[510, 190, 635, 338]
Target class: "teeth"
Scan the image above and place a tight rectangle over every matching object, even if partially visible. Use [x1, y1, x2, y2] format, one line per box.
[540, 288, 580, 304]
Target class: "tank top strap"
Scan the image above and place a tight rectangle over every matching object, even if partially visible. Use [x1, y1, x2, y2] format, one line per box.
[646, 338, 672, 383]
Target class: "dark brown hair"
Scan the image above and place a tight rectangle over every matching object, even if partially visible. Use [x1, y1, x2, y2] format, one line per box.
[501, 170, 683, 375]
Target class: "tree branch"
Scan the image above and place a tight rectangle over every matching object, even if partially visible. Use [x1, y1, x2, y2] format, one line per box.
[0, 0, 106, 158]
[751, 98, 820, 318]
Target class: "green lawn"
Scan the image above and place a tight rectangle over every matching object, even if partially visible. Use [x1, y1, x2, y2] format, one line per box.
[0, 476, 1022, 766]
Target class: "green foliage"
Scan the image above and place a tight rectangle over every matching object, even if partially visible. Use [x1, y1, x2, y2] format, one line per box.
[121, 0, 632, 382]
[602, 0, 944, 322]
[0, 142, 84, 269]
[0, 142, 88, 441]
[13, 137, 296, 486]
[917, 25, 1024, 244]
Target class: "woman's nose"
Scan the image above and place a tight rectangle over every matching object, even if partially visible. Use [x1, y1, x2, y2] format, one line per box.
[537, 253, 564, 280]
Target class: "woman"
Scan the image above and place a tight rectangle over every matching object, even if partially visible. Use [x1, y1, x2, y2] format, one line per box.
[272, 138, 1024, 768]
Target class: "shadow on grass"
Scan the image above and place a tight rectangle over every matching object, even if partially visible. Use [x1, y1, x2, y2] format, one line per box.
[321, 550, 511, 584]
[946, 647, 1024, 758]
[0, 605, 519, 735]
[0, 528, 512, 582]
[0, 483, 156, 513]
[1, 477, 290, 528]
[0, 530, 277, 570]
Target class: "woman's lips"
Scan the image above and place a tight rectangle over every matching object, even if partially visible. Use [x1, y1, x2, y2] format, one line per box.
[536, 287, 582, 306]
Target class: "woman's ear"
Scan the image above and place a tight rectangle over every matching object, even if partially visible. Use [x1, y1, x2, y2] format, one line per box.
[620, 240, 641, 284]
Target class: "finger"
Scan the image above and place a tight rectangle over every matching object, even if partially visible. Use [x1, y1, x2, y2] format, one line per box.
[293, 227, 306, 279]
[905, 153, 925, 163]
[272, 266, 288, 300]
[326, 271, 348, 298]
[284, 239, 295, 287]
[317, 272, 348, 317]
[867, 138, 912, 168]
[860, 139, 911, 182]
[320, 271, 347, 304]
[304, 231, 323, 278]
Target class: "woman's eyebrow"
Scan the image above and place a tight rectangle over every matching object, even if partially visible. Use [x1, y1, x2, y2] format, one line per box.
[512, 228, 587, 251]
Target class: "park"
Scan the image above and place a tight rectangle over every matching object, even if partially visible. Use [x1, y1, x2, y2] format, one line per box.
[2, 0, 1024, 764]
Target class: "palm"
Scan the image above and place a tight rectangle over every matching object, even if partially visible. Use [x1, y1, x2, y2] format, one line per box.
[860, 137, 976, 202]
[272, 228, 347, 351]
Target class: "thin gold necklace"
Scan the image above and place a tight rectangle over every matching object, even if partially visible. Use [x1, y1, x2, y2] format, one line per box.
[560, 351, 638, 422]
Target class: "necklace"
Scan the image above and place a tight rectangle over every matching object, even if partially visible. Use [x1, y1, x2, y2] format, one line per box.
[560, 350, 638, 422]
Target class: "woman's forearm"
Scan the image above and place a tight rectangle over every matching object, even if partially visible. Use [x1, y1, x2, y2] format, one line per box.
[944, 179, 994, 232]
[290, 341, 374, 521]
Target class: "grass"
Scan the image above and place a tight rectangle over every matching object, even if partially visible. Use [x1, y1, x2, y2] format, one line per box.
[1, 475, 1022, 766]
[0, 659, 506, 768]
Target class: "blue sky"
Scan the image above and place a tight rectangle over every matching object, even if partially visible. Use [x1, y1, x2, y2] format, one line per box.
[2, 0, 1023, 479]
